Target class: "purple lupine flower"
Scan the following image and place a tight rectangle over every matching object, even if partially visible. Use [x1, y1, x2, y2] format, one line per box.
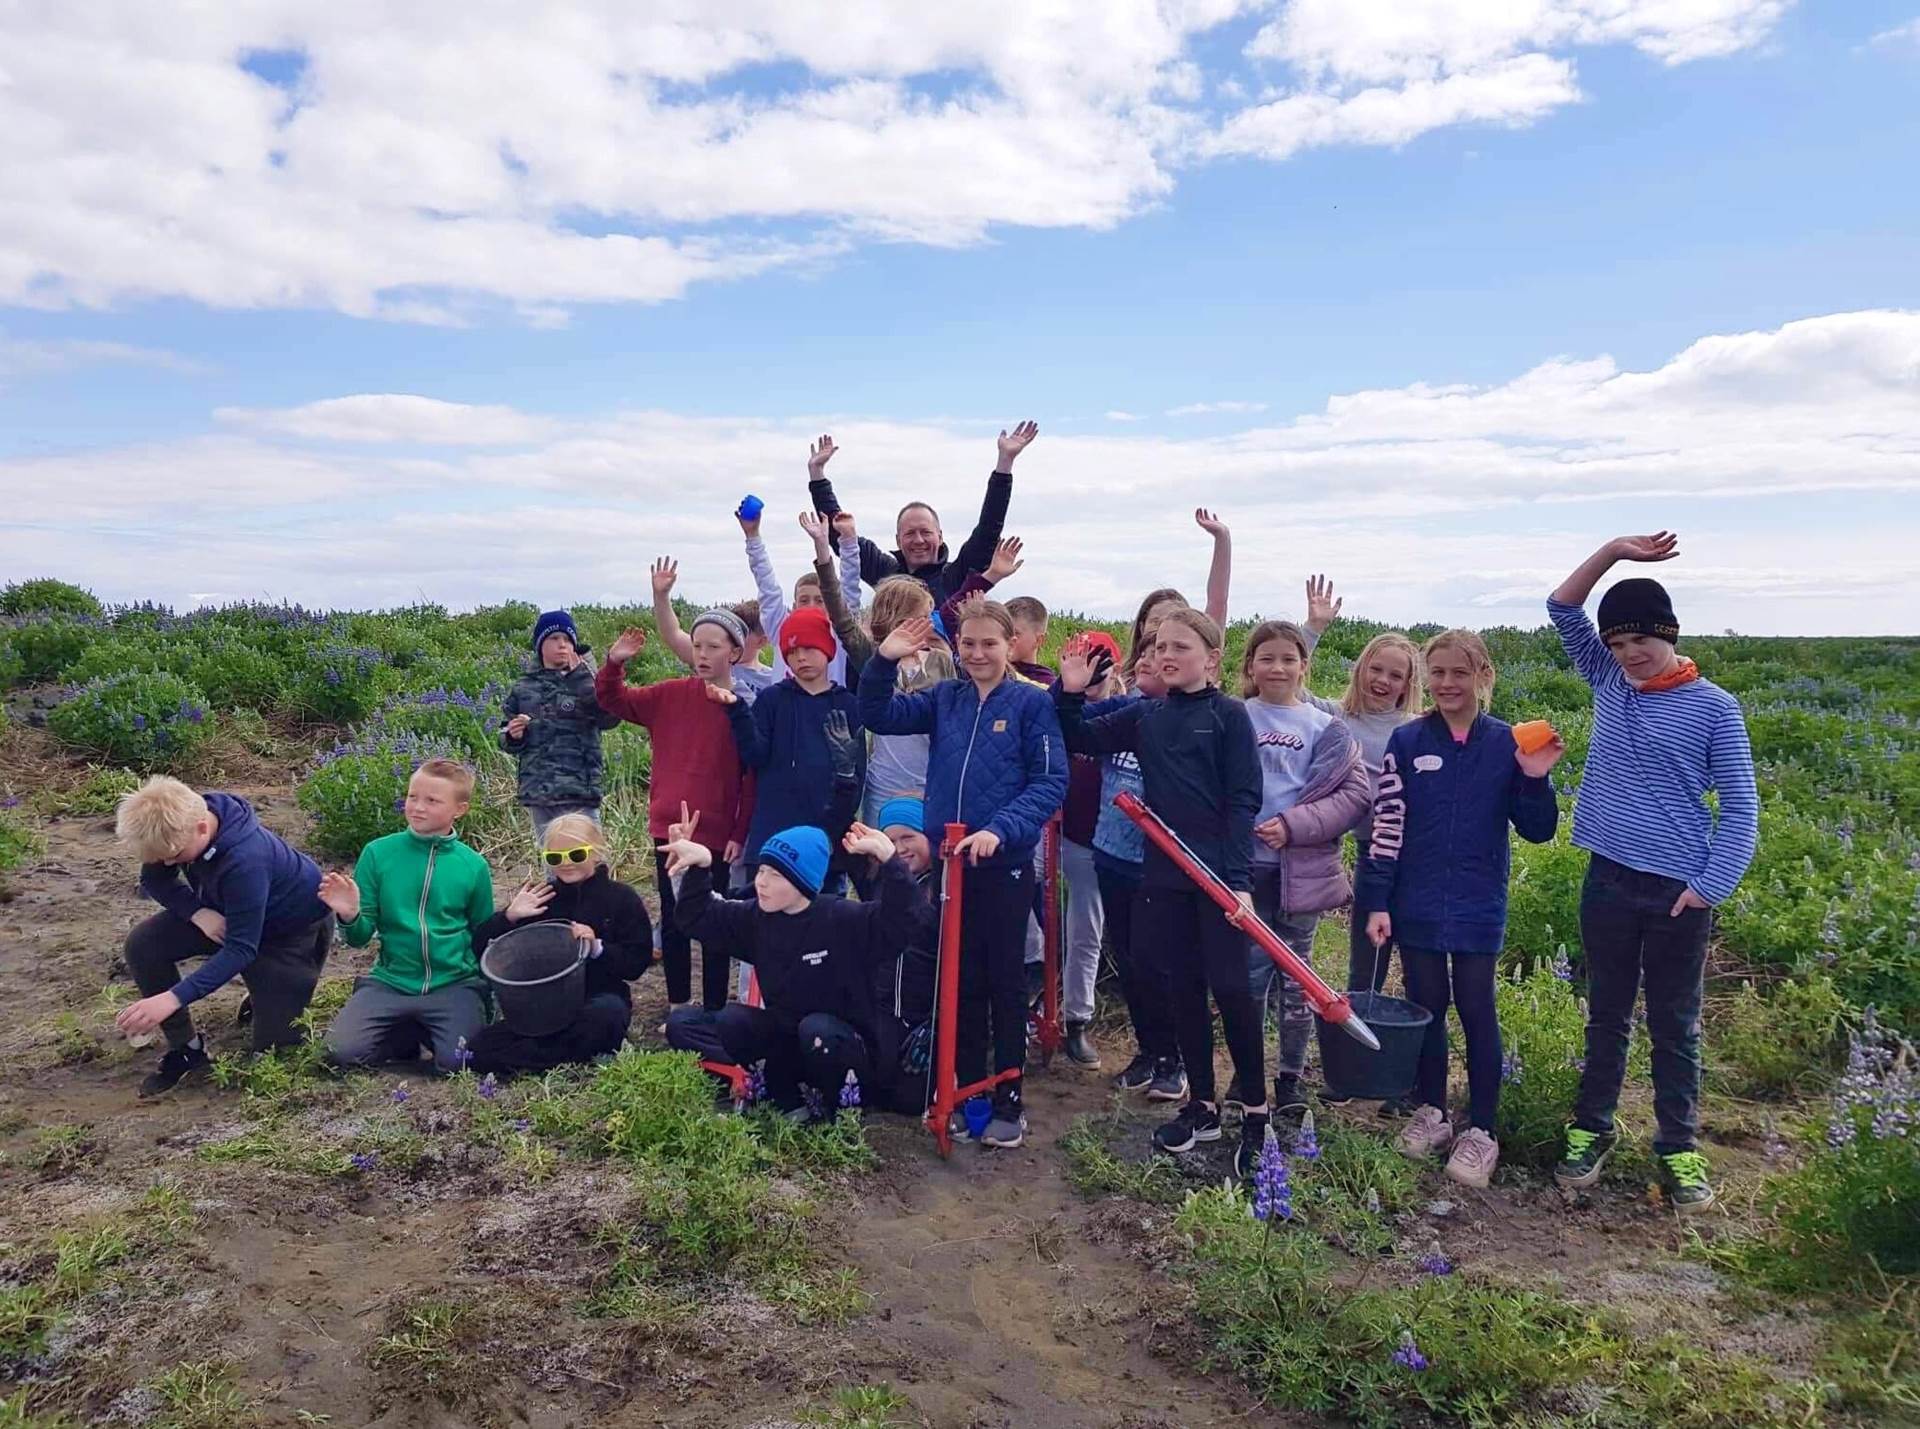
[1416, 1251, 1454, 1277]
[1251, 1125, 1292, 1222]
[838, 1070, 862, 1110]
[1500, 1050, 1524, 1085]
[349, 1152, 378, 1172]
[1291, 1112, 1320, 1162]
[511, 1118, 532, 1134]
[746, 1063, 767, 1105]
[450, 1037, 472, 1072]
[131, 713, 147, 732]
[477, 1073, 499, 1101]
[1392, 1331, 1429, 1372]
[1551, 944, 1574, 981]
[0, 796, 18, 809]
[390, 1084, 411, 1105]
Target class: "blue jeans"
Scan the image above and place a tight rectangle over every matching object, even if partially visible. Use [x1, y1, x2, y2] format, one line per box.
[1572, 855, 1711, 1154]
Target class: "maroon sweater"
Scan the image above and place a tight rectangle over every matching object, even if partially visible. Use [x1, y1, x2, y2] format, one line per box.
[594, 664, 754, 852]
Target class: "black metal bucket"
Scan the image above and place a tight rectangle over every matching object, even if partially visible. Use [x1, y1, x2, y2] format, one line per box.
[481, 920, 587, 1038]
[1316, 991, 1432, 1102]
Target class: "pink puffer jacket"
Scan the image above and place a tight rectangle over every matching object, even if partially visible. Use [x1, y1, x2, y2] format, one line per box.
[1260, 716, 1370, 914]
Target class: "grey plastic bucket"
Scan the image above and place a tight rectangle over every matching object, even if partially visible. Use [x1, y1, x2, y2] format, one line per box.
[1316, 991, 1433, 1102]
[481, 920, 587, 1037]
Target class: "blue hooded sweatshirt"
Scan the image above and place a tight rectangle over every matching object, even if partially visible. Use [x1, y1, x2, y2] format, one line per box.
[138, 792, 330, 1005]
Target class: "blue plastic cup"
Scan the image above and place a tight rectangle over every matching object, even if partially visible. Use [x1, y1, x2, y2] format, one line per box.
[736, 494, 764, 522]
[963, 1095, 993, 1139]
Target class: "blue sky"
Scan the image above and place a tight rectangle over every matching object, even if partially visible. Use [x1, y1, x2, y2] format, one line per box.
[1, 2, 1916, 634]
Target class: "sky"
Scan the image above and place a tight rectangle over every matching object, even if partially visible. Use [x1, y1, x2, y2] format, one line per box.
[1, 1, 1916, 636]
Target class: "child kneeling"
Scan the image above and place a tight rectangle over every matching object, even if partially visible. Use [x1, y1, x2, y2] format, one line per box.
[468, 814, 653, 1077]
[660, 823, 923, 1120]
[319, 760, 496, 1072]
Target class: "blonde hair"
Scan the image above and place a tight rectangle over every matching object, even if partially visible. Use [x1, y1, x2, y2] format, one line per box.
[1342, 632, 1424, 717]
[1157, 606, 1222, 651]
[1004, 596, 1048, 628]
[901, 644, 956, 691]
[542, 812, 604, 859]
[869, 577, 935, 643]
[1423, 629, 1496, 710]
[413, 758, 476, 803]
[116, 776, 209, 861]
[1238, 619, 1311, 699]
[952, 596, 1014, 641]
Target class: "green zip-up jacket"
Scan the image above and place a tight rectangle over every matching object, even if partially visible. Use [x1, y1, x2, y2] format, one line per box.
[338, 829, 495, 995]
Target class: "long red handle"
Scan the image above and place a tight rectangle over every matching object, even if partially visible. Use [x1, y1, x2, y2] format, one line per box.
[926, 822, 968, 1157]
[1114, 791, 1379, 1050]
[1037, 814, 1064, 1061]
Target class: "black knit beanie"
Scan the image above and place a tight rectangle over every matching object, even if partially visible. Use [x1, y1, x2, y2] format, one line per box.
[1597, 578, 1679, 645]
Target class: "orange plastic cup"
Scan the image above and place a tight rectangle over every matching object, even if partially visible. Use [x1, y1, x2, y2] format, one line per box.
[1513, 719, 1557, 755]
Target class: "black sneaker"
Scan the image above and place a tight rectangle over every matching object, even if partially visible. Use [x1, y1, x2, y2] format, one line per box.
[139, 1041, 210, 1097]
[1658, 1150, 1715, 1214]
[1153, 1101, 1222, 1154]
[1235, 1112, 1272, 1181]
[1113, 1053, 1156, 1092]
[1270, 1079, 1308, 1134]
[1221, 1077, 1254, 1116]
[1146, 1059, 1189, 1102]
[1552, 1126, 1618, 1190]
[1063, 1022, 1101, 1069]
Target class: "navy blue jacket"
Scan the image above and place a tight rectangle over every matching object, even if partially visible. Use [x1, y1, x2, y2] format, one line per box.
[138, 793, 329, 1006]
[858, 658, 1066, 868]
[727, 678, 864, 862]
[1355, 712, 1559, 954]
[1055, 684, 1263, 893]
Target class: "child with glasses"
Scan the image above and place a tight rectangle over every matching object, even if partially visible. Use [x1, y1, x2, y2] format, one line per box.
[467, 814, 653, 1077]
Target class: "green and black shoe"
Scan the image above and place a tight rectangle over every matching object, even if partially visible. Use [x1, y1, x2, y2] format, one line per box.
[1658, 1150, 1715, 1214]
[1553, 1126, 1617, 1189]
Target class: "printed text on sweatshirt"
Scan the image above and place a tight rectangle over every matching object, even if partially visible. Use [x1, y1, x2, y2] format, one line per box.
[1547, 598, 1758, 905]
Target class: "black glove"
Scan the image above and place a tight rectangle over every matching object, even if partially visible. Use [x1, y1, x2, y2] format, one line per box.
[824, 709, 859, 783]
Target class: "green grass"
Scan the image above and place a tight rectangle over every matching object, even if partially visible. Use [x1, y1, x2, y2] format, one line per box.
[0, 1188, 195, 1362]
[1060, 1110, 1186, 1205]
[369, 1299, 477, 1391]
[149, 1360, 262, 1429]
[801, 1385, 923, 1428]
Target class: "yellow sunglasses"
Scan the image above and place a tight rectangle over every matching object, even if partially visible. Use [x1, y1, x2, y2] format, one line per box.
[542, 845, 596, 866]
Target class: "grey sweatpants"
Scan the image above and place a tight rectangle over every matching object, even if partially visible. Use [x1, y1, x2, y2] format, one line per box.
[1060, 838, 1105, 1024]
[325, 976, 487, 1072]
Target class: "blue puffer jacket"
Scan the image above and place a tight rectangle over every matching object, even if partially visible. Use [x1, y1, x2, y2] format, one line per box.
[859, 656, 1067, 868]
[1354, 711, 1559, 954]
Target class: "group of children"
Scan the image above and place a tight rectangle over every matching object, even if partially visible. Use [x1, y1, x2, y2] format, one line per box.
[109, 418, 1759, 1210]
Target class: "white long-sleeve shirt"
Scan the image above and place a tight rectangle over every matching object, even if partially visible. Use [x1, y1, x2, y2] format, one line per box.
[746, 534, 863, 685]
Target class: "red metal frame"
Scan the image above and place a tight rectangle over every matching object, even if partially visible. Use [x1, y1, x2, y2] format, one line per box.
[1034, 813, 1065, 1064]
[924, 821, 1024, 1156]
[1114, 791, 1380, 1051]
[700, 948, 766, 1107]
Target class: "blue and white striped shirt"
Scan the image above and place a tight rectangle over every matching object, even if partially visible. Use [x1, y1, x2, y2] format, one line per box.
[1548, 598, 1759, 905]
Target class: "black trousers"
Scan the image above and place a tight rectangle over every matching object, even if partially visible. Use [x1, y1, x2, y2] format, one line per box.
[1094, 863, 1178, 1062]
[666, 1004, 872, 1112]
[655, 850, 733, 1009]
[1135, 884, 1262, 1107]
[939, 861, 1032, 1111]
[466, 992, 633, 1078]
[125, 911, 333, 1053]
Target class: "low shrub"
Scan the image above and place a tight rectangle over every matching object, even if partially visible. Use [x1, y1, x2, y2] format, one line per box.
[368, 687, 502, 762]
[0, 809, 44, 873]
[185, 641, 288, 711]
[45, 671, 211, 772]
[284, 643, 390, 723]
[295, 732, 459, 860]
[0, 578, 102, 620]
[1709, 974, 1850, 1099]
[0, 617, 98, 684]
[1492, 959, 1590, 1168]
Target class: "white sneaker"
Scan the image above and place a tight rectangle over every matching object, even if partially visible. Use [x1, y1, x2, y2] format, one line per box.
[1398, 1105, 1455, 1160]
[1445, 1127, 1499, 1188]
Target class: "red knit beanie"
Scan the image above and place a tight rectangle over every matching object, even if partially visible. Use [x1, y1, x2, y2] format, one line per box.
[779, 607, 836, 661]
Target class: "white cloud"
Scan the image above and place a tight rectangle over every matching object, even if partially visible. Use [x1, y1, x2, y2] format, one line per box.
[1105, 410, 1144, 422]
[8, 308, 1909, 633]
[1166, 399, 1269, 415]
[0, 332, 203, 381]
[1869, 18, 1920, 48]
[0, 2, 1789, 322]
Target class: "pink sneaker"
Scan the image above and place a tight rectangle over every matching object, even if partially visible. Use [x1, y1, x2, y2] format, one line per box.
[1398, 1105, 1454, 1160]
[1445, 1127, 1500, 1188]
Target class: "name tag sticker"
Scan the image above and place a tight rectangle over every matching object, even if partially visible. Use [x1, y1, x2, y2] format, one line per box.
[1413, 754, 1444, 773]
[993, 719, 1007, 733]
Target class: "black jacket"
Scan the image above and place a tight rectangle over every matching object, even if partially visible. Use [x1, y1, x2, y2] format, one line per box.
[474, 866, 654, 1006]
[1055, 684, 1264, 893]
[809, 470, 1012, 603]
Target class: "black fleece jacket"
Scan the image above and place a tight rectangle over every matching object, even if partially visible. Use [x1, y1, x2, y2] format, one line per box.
[474, 867, 654, 1005]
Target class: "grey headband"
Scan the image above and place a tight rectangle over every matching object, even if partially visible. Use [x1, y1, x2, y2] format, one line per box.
[692, 608, 748, 649]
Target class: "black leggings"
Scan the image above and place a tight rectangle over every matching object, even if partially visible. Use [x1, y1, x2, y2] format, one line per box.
[1135, 884, 1261, 1106]
[1400, 947, 1502, 1132]
[655, 850, 733, 1009]
[1095, 863, 1177, 1062]
[942, 862, 1032, 1110]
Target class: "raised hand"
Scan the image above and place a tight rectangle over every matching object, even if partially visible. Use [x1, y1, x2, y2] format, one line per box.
[666, 802, 702, 847]
[955, 828, 1001, 864]
[506, 880, 554, 922]
[808, 434, 837, 478]
[878, 614, 934, 662]
[996, 420, 1039, 468]
[985, 535, 1025, 583]
[649, 557, 679, 598]
[799, 509, 832, 559]
[842, 821, 897, 863]
[823, 709, 858, 781]
[1609, 532, 1680, 564]
[1305, 574, 1343, 631]
[661, 838, 712, 878]
[831, 511, 858, 547]
[1057, 633, 1112, 695]
[317, 870, 361, 923]
[1194, 508, 1229, 539]
[1514, 732, 1567, 780]
[607, 626, 647, 665]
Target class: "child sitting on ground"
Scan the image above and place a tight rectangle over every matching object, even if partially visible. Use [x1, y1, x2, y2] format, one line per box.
[318, 759, 496, 1072]
[112, 777, 335, 1096]
[468, 814, 652, 1077]
[596, 617, 754, 1014]
[661, 821, 926, 1119]
[500, 609, 619, 840]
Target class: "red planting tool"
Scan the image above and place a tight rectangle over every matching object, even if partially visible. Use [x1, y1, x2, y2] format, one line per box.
[1034, 813, 1065, 1065]
[1114, 791, 1380, 1052]
[925, 821, 1025, 1156]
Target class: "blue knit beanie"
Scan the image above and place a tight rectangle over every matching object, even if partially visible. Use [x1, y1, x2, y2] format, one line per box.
[875, 797, 925, 835]
[533, 609, 587, 657]
[758, 826, 831, 899]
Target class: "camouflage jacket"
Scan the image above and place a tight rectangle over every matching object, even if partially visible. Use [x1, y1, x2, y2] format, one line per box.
[500, 662, 620, 807]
